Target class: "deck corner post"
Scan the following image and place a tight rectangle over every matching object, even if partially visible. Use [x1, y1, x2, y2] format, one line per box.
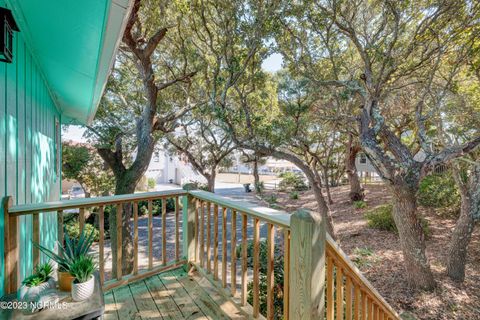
[3, 196, 19, 294]
[289, 209, 326, 320]
[183, 193, 196, 262]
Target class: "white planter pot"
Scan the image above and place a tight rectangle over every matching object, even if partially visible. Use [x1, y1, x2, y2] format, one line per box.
[71, 275, 95, 302]
[19, 278, 56, 313]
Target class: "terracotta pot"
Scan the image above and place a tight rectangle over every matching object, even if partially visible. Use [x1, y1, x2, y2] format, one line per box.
[71, 275, 94, 301]
[58, 271, 75, 291]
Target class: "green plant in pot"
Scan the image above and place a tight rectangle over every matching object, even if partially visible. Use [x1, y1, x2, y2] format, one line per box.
[19, 263, 55, 313]
[34, 227, 95, 291]
[69, 255, 96, 301]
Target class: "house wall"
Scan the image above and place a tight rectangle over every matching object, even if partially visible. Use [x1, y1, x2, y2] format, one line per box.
[0, 1, 61, 296]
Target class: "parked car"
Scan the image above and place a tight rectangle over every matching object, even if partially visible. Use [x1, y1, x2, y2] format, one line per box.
[69, 186, 85, 199]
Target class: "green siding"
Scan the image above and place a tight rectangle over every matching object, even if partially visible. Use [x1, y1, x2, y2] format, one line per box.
[1, 0, 61, 296]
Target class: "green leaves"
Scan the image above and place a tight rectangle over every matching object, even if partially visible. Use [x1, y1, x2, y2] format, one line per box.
[69, 255, 97, 283]
[22, 263, 54, 287]
[33, 226, 96, 273]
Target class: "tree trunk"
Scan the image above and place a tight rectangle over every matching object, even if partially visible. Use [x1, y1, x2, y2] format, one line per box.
[446, 166, 479, 282]
[390, 184, 436, 290]
[109, 175, 138, 278]
[345, 135, 364, 201]
[253, 157, 261, 193]
[207, 171, 216, 193]
[322, 167, 334, 205]
[446, 197, 475, 282]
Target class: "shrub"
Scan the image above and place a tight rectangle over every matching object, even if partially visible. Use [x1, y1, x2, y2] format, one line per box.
[289, 191, 299, 200]
[364, 204, 430, 237]
[138, 198, 175, 216]
[418, 173, 460, 209]
[351, 247, 379, 269]
[237, 240, 284, 318]
[265, 194, 277, 204]
[66, 222, 100, 242]
[364, 205, 396, 231]
[353, 200, 367, 209]
[254, 181, 264, 193]
[278, 172, 308, 191]
[147, 178, 156, 190]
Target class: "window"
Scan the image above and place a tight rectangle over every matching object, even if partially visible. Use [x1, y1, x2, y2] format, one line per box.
[359, 153, 367, 164]
[154, 151, 160, 162]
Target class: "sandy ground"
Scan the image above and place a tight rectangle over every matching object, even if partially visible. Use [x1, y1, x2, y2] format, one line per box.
[257, 184, 480, 320]
[216, 172, 280, 185]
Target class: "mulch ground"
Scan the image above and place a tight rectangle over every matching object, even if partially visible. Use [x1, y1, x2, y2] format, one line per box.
[258, 184, 480, 320]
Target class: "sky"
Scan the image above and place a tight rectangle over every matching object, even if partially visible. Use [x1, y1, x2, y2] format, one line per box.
[63, 53, 284, 142]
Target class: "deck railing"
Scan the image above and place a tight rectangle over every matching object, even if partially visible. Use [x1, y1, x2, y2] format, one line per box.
[3, 189, 400, 320]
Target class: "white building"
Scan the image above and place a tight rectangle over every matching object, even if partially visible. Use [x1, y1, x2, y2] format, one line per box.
[145, 149, 206, 186]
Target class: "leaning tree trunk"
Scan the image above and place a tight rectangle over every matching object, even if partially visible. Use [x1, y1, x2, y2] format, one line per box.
[345, 136, 364, 201]
[446, 197, 475, 282]
[446, 167, 479, 282]
[390, 184, 436, 290]
[253, 157, 261, 193]
[322, 167, 334, 205]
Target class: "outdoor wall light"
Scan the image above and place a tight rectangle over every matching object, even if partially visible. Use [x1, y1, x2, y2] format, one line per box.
[0, 7, 19, 63]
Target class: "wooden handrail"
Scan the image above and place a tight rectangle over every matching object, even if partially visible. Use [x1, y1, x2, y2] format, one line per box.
[8, 189, 187, 216]
[189, 190, 291, 227]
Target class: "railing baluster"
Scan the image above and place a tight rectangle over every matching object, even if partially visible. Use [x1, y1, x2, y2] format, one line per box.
[354, 284, 360, 320]
[194, 199, 199, 262]
[326, 256, 334, 320]
[99, 206, 105, 285]
[367, 298, 373, 319]
[33, 213, 40, 266]
[148, 200, 153, 269]
[206, 202, 211, 274]
[336, 266, 344, 319]
[175, 196, 180, 262]
[253, 217, 260, 318]
[346, 276, 353, 320]
[133, 202, 138, 275]
[162, 198, 167, 265]
[241, 213, 248, 306]
[284, 229, 290, 320]
[57, 210, 63, 246]
[79, 207, 85, 234]
[222, 207, 227, 288]
[213, 204, 219, 280]
[116, 203, 122, 280]
[230, 209, 237, 296]
[200, 201, 205, 267]
[362, 291, 367, 320]
[266, 223, 275, 320]
[3, 196, 18, 294]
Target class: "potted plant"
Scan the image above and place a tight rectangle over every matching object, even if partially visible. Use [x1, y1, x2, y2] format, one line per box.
[19, 263, 56, 313]
[34, 227, 96, 291]
[69, 255, 96, 301]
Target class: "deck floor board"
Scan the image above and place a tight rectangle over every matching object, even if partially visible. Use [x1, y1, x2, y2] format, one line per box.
[105, 267, 245, 320]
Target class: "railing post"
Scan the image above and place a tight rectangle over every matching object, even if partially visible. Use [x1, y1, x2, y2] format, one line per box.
[182, 193, 196, 262]
[289, 209, 326, 319]
[3, 196, 19, 294]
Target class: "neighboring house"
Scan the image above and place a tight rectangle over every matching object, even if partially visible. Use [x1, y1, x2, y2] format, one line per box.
[355, 152, 381, 181]
[145, 149, 206, 186]
[0, 0, 131, 295]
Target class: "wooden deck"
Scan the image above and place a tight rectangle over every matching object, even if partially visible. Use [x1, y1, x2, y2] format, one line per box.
[104, 267, 248, 320]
